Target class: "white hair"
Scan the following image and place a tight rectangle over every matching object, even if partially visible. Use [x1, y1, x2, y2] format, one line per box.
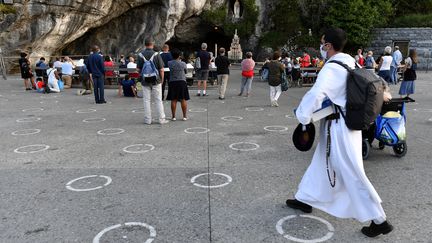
[201, 43, 207, 50]
[384, 46, 392, 55]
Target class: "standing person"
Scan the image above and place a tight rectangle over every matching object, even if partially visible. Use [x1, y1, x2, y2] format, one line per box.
[167, 49, 190, 121]
[53, 57, 63, 69]
[196, 43, 211, 96]
[215, 48, 230, 100]
[355, 48, 365, 67]
[365, 51, 376, 71]
[263, 51, 285, 107]
[391, 46, 403, 84]
[377, 46, 393, 84]
[86, 45, 106, 104]
[18, 52, 35, 90]
[239, 52, 255, 97]
[46, 62, 61, 93]
[137, 38, 168, 125]
[160, 44, 173, 100]
[399, 49, 417, 98]
[286, 28, 393, 238]
[61, 56, 74, 89]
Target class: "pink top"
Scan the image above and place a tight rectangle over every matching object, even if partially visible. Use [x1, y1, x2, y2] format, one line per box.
[241, 59, 255, 71]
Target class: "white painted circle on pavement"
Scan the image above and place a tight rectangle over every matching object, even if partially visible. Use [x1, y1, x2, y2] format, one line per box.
[132, 108, 145, 113]
[66, 175, 112, 192]
[83, 118, 106, 123]
[264, 126, 288, 132]
[428, 118, 432, 122]
[184, 127, 210, 134]
[221, 116, 243, 121]
[229, 142, 260, 151]
[93, 222, 156, 243]
[76, 108, 97, 113]
[22, 108, 44, 112]
[276, 215, 334, 243]
[123, 144, 155, 154]
[285, 114, 296, 119]
[16, 117, 41, 123]
[191, 173, 232, 189]
[188, 108, 207, 112]
[246, 107, 264, 112]
[12, 129, 41, 136]
[14, 144, 49, 154]
[97, 128, 125, 135]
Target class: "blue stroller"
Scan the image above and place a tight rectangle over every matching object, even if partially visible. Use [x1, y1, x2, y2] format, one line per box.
[362, 97, 415, 159]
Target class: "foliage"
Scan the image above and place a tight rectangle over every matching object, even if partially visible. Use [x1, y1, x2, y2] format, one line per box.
[201, 0, 259, 38]
[392, 14, 432, 28]
[0, 4, 16, 14]
[394, 0, 432, 16]
[323, 0, 393, 50]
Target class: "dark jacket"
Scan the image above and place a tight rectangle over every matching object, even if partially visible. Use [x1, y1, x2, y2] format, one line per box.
[215, 55, 230, 75]
[86, 53, 105, 77]
[263, 61, 284, 86]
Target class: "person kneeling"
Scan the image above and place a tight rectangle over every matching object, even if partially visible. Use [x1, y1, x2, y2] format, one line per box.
[167, 49, 190, 121]
[46, 62, 61, 93]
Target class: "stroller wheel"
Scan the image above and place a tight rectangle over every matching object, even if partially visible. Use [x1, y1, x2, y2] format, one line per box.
[393, 142, 407, 157]
[362, 139, 370, 160]
[378, 141, 385, 150]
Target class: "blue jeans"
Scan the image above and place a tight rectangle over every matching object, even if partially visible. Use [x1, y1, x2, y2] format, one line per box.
[378, 70, 391, 84]
[390, 66, 397, 84]
[93, 76, 105, 103]
[240, 76, 253, 95]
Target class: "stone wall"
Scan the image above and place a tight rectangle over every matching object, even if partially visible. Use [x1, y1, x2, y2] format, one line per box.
[369, 28, 432, 70]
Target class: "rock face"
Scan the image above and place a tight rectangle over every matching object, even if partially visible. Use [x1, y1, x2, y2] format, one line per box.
[0, 0, 226, 60]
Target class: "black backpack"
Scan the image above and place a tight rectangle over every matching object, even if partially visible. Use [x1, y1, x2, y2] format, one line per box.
[329, 60, 384, 130]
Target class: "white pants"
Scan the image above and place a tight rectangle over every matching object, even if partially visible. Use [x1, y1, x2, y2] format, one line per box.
[48, 79, 60, 93]
[269, 85, 282, 102]
[217, 74, 229, 98]
[143, 83, 166, 124]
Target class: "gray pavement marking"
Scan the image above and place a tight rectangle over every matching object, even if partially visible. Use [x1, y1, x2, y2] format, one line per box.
[229, 142, 260, 151]
[83, 118, 106, 123]
[122, 144, 155, 154]
[276, 215, 334, 243]
[14, 144, 50, 154]
[97, 128, 125, 135]
[246, 107, 264, 111]
[264, 126, 289, 132]
[184, 127, 210, 134]
[11, 128, 41, 136]
[16, 117, 41, 122]
[65, 175, 112, 192]
[189, 108, 207, 112]
[221, 116, 243, 121]
[191, 173, 233, 189]
[132, 108, 145, 113]
[92, 222, 156, 243]
[22, 108, 44, 112]
[76, 108, 97, 113]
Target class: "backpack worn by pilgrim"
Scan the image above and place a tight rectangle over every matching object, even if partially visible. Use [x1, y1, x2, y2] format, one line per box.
[329, 60, 384, 130]
[139, 52, 159, 85]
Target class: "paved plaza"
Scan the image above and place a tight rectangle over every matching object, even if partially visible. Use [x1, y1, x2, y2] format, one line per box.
[0, 68, 431, 242]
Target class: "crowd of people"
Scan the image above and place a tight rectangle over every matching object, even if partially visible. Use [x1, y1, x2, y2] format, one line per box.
[15, 26, 424, 238]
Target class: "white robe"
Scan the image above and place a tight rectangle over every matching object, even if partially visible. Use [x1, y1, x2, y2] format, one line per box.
[295, 53, 386, 223]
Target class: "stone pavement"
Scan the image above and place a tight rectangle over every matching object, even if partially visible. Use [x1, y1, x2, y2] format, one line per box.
[0, 68, 431, 243]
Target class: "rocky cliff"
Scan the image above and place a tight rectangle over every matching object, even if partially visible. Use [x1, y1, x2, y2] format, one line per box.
[0, 0, 270, 66]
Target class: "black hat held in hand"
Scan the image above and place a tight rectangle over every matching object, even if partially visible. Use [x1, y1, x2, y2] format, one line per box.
[292, 123, 316, 152]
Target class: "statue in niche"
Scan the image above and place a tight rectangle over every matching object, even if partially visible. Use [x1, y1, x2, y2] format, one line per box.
[234, 0, 241, 19]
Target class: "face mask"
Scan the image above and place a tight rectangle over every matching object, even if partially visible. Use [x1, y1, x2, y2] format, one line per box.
[320, 44, 327, 60]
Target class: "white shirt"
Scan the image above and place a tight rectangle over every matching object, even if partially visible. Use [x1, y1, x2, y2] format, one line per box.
[127, 62, 137, 69]
[61, 62, 73, 75]
[46, 68, 58, 83]
[379, 56, 392, 71]
[54, 61, 63, 68]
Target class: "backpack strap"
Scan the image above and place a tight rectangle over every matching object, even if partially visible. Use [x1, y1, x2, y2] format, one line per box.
[328, 60, 353, 72]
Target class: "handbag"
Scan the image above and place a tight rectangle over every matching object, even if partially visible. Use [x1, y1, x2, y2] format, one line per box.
[281, 71, 288, 91]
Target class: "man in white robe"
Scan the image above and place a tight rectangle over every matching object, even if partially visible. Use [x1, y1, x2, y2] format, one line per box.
[286, 28, 393, 237]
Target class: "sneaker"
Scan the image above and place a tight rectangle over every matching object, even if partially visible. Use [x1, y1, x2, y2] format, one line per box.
[196, 93, 201, 96]
[202, 93, 208, 96]
[182, 117, 188, 121]
[172, 117, 176, 121]
[159, 119, 169, 125]
[274, 101, 279, 107]
[361, 221, 393, 237]
[238, 93, 242, 96]
[218, 97, 225, 100]
[286, 199, 312, 213]
[270, 101, 275, 107]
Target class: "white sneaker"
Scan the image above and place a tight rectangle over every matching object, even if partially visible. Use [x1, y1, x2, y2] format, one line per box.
[172, 117, 176, 121]
[159, 120, 169, 124]
[270, 101, 275, 107]
[182, 117, 188, 121]
[274, 101, 279, 107]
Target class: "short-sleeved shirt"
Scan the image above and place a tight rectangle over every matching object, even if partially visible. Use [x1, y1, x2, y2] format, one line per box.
[215, 55, 230, 75]
[168, 60, 187, 82]
[61, 62, 73, 75]
[198, 50, 211, 70]
[137, 48, 164, 83]
[121, 79, 135, 97]
[160, 52, 173, 68]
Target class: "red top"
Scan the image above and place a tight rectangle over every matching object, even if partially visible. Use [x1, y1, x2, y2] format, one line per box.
[300, 54, 311, 68]
[104, 61, 114, 77]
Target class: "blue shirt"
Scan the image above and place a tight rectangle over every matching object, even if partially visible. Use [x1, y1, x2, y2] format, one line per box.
[86, 53, 105, 77]
[160, 52, 173, 68]
[121, 79, 135, 97]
